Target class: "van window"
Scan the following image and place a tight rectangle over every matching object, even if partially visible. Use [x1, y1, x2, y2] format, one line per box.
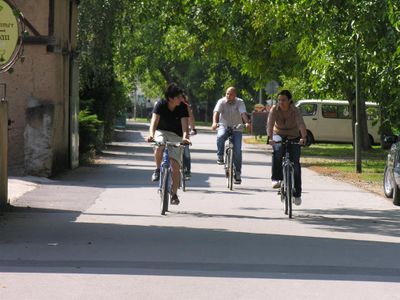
[322, 105, 338, 118]
[338, 105, 351, 119]
[366, 106, 379, 121]
[322, 104, 351, 119]
[298, 104, 317, 116]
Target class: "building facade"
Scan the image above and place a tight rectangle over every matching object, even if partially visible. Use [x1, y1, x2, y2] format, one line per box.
[2, 0, 79, 176]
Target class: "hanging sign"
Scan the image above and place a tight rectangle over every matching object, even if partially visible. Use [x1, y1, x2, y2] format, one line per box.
[265, 80, 279, 95]
[0, 0, 21, 70]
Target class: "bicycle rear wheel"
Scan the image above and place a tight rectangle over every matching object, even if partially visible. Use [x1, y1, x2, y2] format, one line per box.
[181, 168, 186, 192]
[160, 168, 169, 215]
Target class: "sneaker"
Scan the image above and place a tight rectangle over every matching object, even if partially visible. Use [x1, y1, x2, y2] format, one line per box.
[234, 173, 242, 184]
[151, 168, 160, 182]
[170, 193, 180, 205]
[272, 180, 281, 189]
[217, 156, 224, 165]
[293, 197, 302, 206]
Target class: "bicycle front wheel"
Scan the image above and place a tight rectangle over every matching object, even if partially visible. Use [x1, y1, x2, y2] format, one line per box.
[160, 168, 169, 215]
[226, 148, 234, 190]
[286, 166, 293, 219]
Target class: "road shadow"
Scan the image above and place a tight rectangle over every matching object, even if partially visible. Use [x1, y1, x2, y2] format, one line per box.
[1, 206, 400, 282]
[295, 208, 400, 237]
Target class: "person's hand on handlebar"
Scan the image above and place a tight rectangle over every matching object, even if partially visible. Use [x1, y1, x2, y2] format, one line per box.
[181, 137, 191, 145]
[146, 135, 154, 143]
[299, 137, 307, 146]
[211, 122, 218, 130]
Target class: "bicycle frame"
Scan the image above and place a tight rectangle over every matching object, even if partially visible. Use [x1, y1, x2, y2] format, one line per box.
[222, 124, 243, 190]
[277, 138, 298, 219]
[224, 127, 235, 190]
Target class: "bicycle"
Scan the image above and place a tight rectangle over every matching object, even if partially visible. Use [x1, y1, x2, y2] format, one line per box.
[274, 137, 301, 219]
[222, 124, 243, 190]
[152, 141, 188, 215]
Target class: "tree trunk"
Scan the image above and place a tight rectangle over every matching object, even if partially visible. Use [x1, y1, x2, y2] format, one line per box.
[348, 93, 371, 151]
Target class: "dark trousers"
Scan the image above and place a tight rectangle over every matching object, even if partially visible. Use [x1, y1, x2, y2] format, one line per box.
[272, 142, 302, 197]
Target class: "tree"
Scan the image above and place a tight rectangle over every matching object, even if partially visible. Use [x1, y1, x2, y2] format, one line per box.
[78, 0, 129, 143]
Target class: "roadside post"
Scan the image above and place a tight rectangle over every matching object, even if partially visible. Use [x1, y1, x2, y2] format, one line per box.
[266, 80, 279, 106]
[0, 87, 7, 210]
[355, 40, 362, 173]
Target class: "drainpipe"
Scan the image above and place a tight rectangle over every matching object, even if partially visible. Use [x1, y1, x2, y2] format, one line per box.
[46, 0, 55, 52]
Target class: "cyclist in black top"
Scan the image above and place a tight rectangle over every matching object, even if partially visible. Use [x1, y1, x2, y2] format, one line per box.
[146, 83, 190, 204]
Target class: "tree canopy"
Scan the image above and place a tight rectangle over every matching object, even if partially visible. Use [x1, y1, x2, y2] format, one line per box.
[78, 0, 400, 136]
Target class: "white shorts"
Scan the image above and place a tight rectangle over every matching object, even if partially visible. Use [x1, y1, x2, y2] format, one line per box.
[154, 130, 183, 166]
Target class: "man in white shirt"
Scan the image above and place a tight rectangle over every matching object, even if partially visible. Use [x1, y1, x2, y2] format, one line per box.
[211, 87, 251, 184]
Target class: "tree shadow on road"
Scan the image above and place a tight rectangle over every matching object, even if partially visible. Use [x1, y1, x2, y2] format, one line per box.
[295, 207, 400, 238]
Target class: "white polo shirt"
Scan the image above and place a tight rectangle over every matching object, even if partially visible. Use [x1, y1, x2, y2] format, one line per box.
[214, 97, 247, 130]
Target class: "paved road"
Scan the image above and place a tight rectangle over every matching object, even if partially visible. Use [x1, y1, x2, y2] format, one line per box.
[1, 122, 400, 299]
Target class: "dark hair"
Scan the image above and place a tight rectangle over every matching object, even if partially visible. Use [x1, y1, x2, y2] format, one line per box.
[278, 89, 292, 100]
[278, 90, 293, 104]
[164, 83, 184, 100]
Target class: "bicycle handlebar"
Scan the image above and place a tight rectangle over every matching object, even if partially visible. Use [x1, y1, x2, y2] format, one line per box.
[218, 123, 244, 130]
[151, 141, 191, 147]
[274, 140, 301, 145]
[267, 135, 306, 146]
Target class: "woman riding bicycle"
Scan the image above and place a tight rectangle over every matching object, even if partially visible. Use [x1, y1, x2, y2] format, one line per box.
[267, 90, 307, 205]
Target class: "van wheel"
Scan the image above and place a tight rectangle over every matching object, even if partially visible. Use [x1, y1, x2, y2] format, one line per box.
[306, 130, 314, 146]
[393, 184, 400, 206]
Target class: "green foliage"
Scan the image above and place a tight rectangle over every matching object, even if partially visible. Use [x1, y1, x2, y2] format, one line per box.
[78, 0, 129, 143]
[302, 143, 386, 159]
[78, 109, 103, 159]
[78, 0, 400, 135]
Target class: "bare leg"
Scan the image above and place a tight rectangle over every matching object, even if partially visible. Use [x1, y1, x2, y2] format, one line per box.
[170, 158, 180, 195]
[154, 146, 164, 169]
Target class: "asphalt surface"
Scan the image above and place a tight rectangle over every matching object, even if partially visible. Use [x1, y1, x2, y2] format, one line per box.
[1, 122, 400, 300]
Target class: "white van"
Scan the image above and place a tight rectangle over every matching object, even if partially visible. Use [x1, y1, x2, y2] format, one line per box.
[296, 99, 380, 144]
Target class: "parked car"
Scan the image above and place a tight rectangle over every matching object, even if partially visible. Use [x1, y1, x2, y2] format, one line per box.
[296, 100, 381, 145]
[383, 136, 400, 205]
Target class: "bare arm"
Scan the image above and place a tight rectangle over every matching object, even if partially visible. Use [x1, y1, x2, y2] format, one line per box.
[211, 111, 219, 130]
[295, 108, 307, 145]
[181, 117, 190, 141]
[147, 113, 160, 142]
[188, 106, 196, 130]
[241, 112, 251, 126]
